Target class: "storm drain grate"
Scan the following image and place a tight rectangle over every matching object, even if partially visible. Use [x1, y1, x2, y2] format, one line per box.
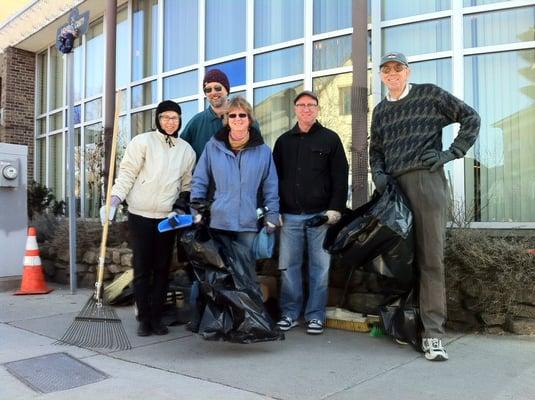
[4, 352, 108, 393]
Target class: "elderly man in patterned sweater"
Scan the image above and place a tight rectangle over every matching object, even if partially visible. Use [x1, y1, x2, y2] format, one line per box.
[369, 52, 480, 361]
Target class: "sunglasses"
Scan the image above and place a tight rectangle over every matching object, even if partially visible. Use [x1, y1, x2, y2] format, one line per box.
[203, 85, 223, 94]
[380, 64, 406, 74]
[228, 113, 248, 119]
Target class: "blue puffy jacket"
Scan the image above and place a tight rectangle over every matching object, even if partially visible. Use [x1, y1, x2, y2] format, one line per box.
[191, 126, 280, 232]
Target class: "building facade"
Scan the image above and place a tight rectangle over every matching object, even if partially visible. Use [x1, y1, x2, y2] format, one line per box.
[0, 0, 534, 227]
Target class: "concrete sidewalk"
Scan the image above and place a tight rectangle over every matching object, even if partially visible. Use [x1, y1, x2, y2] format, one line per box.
[1, 284, 534, 400]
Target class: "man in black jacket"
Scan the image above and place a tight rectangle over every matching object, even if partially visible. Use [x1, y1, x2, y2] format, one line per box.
[273, 90, 348, 335]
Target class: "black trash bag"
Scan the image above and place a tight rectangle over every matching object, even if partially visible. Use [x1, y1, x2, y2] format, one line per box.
[179, 226, 284, 344]
[379, 289, 423, 352]
[323, 180, 414, 286]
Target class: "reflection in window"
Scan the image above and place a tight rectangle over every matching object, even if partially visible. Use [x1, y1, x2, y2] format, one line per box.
[86, 20, 104, 97]
[463, 0, 512, 6]
[382, 18, 450, 57]
[178, 100, 198, 134]
[36, 138, 46, 185]
[132, 0, 158, 81]
[37, 52, 47, 115]
[131, 109, 155, 136]
[50, 112, 63, 131]
[84, 124, 103, 217]
[255, 0, 303, 48]
[313, 35, 352, 71]
[464, 50, 535, 222]
[254, 81, 303, 148]
[164, 0, 198, 71]
[207, 58, 246, 88]
[72, 128, 81, 216]
[313, 73, 352, 171]
[85, 97, 102, 121]
[206, 0, 246, 60]
[164, 71, 196, 100]
[117, 89, 127, 113]
[255, 46, 303, 82]
[132, 80, 157, 108]
[314, 0, 352, 34]
[36, 118, 46, 136]
[49, 46, 63, 110]
[48, 133, 64, 200]
[464, 7, 535, 48]
[67, 105, 82, 126]
[116, 6, 129, 87]
[381, 0, 450, 21]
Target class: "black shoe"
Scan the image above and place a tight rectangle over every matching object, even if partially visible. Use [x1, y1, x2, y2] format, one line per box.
[137, 321, 152, 337]
[151, 322, 169, 335]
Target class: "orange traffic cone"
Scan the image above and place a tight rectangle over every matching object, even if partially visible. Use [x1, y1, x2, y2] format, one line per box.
[14, 227, 53, 295]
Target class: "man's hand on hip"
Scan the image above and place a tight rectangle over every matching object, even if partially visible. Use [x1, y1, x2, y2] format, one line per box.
[421, 150, 456, 172]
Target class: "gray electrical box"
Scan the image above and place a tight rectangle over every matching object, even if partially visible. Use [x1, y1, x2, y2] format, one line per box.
[0, 143, 27, 291]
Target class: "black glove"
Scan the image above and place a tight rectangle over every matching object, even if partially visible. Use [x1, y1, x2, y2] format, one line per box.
[372, 171, 389, 194]
[420, 150, 456, 172]
[172, 191, 191, 214]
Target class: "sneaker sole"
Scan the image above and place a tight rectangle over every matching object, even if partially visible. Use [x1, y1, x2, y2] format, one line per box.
[277, 322, 298, 331]
[306, 329, 324, 335]
[425, 353, 448, 361]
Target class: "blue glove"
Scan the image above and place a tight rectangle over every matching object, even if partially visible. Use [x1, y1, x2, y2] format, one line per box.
[421, 150, 456, 172]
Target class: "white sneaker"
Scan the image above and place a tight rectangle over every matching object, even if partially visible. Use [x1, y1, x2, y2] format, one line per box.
[306, 319, 324, 335]
[277, 316, 298, 331]
[422, 338, 449, 361]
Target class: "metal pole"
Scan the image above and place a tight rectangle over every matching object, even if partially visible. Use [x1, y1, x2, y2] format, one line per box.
[351, 0, 369, 208]
[66, 50, 77, 294]
[104, 0, 117, 185]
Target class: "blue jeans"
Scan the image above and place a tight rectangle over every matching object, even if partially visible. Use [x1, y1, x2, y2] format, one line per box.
[278, 213, 331, 322]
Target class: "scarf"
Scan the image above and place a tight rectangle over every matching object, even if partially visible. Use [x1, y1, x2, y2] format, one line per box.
[228, 129, 249, 152]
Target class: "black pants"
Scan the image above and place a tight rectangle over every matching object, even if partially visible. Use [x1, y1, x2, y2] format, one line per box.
[128, 213, 175, 325]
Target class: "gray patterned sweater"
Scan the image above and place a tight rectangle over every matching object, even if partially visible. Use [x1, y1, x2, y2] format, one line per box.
[369, 83, 480, 177]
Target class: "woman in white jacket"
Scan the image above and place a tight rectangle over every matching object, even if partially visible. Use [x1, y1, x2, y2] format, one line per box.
[105, 100, 196, 337]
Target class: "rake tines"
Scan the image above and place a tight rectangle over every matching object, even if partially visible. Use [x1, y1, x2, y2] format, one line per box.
[56, 297, 131, 351]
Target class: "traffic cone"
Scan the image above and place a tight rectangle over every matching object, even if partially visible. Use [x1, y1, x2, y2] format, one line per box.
[14, 227, 53, 295]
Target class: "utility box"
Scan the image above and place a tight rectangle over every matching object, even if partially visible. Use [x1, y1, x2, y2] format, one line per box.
[0, 143, 27, 291]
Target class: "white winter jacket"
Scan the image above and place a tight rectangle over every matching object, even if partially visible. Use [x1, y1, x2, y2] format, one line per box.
[111, 131, 196, 219]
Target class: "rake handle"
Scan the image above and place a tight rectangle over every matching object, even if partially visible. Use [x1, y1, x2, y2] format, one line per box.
[96, 93, 121, 302]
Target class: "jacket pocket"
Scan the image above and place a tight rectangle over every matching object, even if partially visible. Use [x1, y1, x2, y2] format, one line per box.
[311, 147, 331, 171]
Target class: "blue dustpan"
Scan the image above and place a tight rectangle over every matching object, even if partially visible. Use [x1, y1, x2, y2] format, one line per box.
[158, 214, 194, 232]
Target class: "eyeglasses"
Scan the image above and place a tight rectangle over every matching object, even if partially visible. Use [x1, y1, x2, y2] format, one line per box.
[228, 113, 248, 119]
[203, 85, 223, 94]
[159, 115, 179, 123]
[295, 103, 318, 110]
[380, 64, 406, 74]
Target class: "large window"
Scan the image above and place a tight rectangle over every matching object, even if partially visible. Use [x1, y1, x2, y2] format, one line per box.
[132, 0, 158, 81]
[208, 58, 246, 87]
[464, 50, 535, 222]
[48, 133, 64, 200]
[464, 7, 535, 48]
[255, 0, 303, 48]
[313, 0, 352, 34]
[37, 52, 47, 115]
[116, 6, 129, 88]
[164, 0, 198, 71]
[49, 46, 63, 111]
[313, 35, 352, 71]
[84, 124, 102, 218]
[254, 46, 303, 82]
[85, 20, 104, 97]
[205, 0, 246, 60]
[163, 70, 198, 100]
[382, 18, 451, 56]
[381, 0, 450, 20]
[254, 81, 303, 148]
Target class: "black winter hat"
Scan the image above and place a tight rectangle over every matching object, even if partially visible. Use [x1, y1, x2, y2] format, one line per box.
[155, 100, 182, 137]
[203, 69, 230, 94]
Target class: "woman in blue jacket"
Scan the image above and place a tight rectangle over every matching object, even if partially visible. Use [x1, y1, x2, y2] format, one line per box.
[191, 96, 280, 275]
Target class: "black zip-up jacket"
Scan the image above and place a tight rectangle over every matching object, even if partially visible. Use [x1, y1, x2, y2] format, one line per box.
[273, 121, 348, 214]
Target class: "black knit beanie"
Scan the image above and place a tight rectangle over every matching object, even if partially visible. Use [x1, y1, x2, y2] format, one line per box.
[155, 100, 182, 137]
[203, 69, 230, 94]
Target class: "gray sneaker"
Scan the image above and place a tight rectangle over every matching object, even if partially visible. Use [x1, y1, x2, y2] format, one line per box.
[422, 338, 449, 361]
[306, 319, 324, 334]
[277, 316, 298, 331]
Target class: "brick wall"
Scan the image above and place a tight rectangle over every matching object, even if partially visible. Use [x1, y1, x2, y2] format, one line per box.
[0, 47, 35, 179]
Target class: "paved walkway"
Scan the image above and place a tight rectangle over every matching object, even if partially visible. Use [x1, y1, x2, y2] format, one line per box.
[1, 284, 534, 399]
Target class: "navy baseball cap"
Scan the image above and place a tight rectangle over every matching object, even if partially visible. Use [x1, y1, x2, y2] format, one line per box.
[380, 52, 409, 68]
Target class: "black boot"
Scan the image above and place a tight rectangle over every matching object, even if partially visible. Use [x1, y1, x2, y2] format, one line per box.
[137, 321, 152, 337]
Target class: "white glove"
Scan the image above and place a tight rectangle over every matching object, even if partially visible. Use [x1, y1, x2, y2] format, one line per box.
[191, 208, 202, 224]
[265, 221, 276, 234]
[167, 211, 178, 219]
[325, 210, 341, 225]
[99, 195, 121, 226]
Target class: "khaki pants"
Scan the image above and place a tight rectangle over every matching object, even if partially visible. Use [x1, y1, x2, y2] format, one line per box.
[396, 169, 448, 338]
